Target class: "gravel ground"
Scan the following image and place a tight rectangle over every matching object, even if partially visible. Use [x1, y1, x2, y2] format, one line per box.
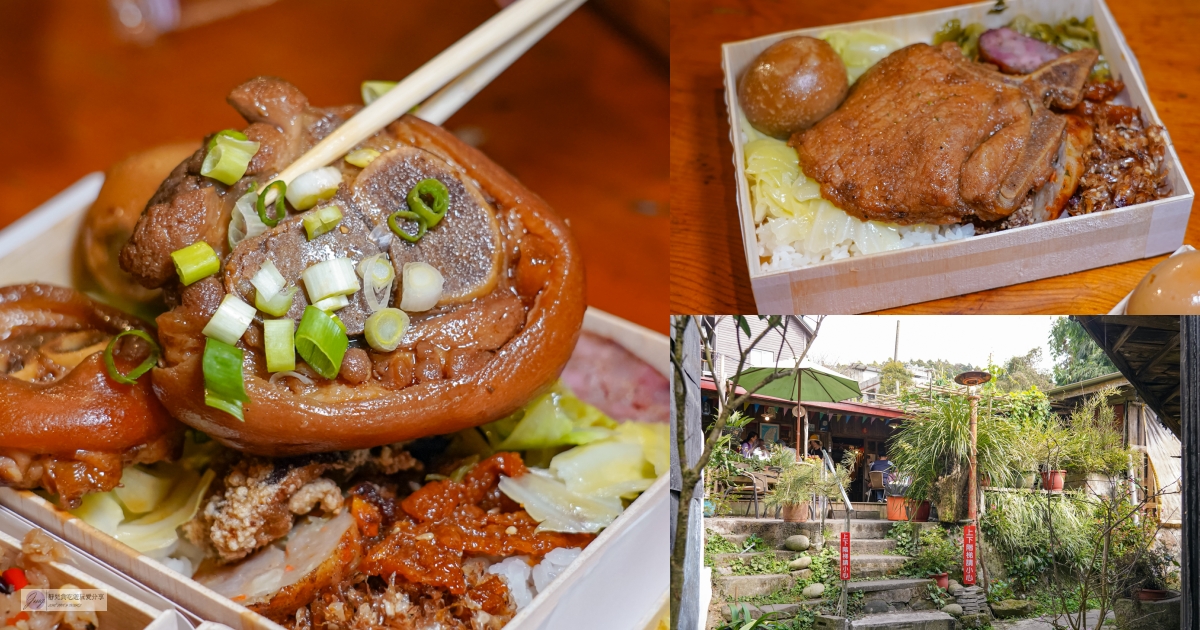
[993, 609, 1114, 629]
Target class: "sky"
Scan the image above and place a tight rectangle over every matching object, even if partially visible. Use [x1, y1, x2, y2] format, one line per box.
[803, 316, 1060, 372]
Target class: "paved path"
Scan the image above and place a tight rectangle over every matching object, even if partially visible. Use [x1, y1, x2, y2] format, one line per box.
[994, 609, 1114, 629]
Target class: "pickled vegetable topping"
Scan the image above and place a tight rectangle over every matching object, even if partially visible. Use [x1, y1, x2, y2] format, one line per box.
[353, 453, 592, 596]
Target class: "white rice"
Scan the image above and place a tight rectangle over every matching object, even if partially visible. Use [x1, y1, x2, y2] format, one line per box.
[757, 221, 976, 273]
[486, 547, 584, 611]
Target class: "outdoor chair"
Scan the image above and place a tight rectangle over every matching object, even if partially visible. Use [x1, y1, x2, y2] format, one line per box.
[721, 471, 770, 518]
[866, 471, 886, 502]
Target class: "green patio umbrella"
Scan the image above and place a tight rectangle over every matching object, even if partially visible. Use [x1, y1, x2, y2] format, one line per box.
[733, 365, 860, 403]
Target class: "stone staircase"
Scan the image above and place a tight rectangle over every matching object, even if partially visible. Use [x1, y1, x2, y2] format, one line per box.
[706, 515, 946, 623]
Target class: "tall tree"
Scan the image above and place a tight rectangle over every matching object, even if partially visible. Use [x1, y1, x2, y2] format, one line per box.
[995, 347, 1054, 392]
[1049, 317, 1116, 386]
[880, 359, 913, 393]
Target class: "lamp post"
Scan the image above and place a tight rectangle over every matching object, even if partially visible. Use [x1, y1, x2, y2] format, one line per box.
[953, 371, 992, 523]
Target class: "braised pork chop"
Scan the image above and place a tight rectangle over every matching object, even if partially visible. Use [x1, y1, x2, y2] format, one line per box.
[791, 42, 1097, 225]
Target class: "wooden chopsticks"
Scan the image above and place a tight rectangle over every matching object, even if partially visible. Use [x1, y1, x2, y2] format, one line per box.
[269, 0, 584, 187]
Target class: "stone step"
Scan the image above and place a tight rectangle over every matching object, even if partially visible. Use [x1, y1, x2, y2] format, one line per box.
[706, 516, 937, 543]
[848, 554, 909, 578]
[712, 574, 792, 599]
[721, 600, 824, 621]
[714, 535, 896, 556]
[850, 611, 954, 629]
[847, 578, 939, 613]
[709, 550, 908, 577]
[708, 550, 793, 567]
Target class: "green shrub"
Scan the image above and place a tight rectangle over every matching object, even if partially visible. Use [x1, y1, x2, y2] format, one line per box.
[901, 527, 960, 577]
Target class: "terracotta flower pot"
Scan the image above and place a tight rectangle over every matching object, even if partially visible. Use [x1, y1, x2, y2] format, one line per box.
[1041, 470, 1066, 491]
[929, 572, 949, 589]
[886, 497, 930, 522]
[781, 503, 811, 523]
[1134, 589, 1172, 601]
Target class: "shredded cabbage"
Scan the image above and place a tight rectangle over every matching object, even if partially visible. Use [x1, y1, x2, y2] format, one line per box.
[743, 123, 906, 260]
[819, 29, 903, 83]
[487, 384, 618, 451]
[498, 469, 623, 533]
[113, 465, 176, 514]
[462, 380, 668, 533]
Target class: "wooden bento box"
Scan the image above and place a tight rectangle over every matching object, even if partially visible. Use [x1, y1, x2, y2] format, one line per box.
[0, 174, 668, 630]
[0, 508, 189, 629]
[721, 0, 1194, 313]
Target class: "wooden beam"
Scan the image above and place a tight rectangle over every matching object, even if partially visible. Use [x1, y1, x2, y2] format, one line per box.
[1112, 325, 1138, 352]
[1136, 333, 1180, 378]
[1164, 387, 1181, 405]
[1075, 316, 1179, 434]
[1093, 315, 1180, 331]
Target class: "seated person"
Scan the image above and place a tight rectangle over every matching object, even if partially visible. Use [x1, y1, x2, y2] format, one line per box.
[807, 438, 823, 457]
[869, 454, 893, 502]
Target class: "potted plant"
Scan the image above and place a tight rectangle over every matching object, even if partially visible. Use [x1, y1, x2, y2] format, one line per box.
[1129, 545, 1177, 601]
[763, 460, 821, 523]
[906, 528, 959, 590]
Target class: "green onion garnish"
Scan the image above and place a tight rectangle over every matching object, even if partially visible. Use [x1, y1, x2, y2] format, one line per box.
[364, 308, 410, 352]
[201, 294, 256, 346]
[102, 329, 160, 385]
[263, 319, 296, 373]
[170, 241, 220, 286]
[387, 210, 427, 243]
[202, 337, 249, 421]
[313, 294, 349, 312]
[295, 306, 348, 380]
[345, 148, 381, 168]
[206, 129, 248, 150]
[257, 180, 288, 227]
[361, 81, 398, 105]
[302, 257, 360, 304]
[302, 205, 344, 240]
[250, 259, 296, 317]
[286, 167, 342, 210]
[407, 178, 449, 228]
[400, 262, 445, 312]
[201, 131, 260, 186]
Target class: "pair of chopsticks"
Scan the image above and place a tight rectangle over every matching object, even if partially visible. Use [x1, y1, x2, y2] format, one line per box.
[270, 0, 587, 188]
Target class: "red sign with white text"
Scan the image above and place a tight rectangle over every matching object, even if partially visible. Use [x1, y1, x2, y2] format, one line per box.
[840, 532, 851, 580]
[963, 525, 977, 585]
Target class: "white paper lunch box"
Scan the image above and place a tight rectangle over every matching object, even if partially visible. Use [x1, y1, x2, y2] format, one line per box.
[722, 0, 1195, 314]
[0, 507, 193, 630]
[0, 173, 669, 630]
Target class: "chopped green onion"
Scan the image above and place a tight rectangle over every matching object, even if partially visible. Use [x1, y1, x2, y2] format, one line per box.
[331, 315, 347, 336]
[388, 210, 427, 243]
[286, 167, 342, 210]
[295, 306, 348, 380]
[202, 337, 249, 421]
[364, 308, 410, 352]
[407, 178, 449, 228]
[345, 148, 381, 168]
[250, 260, 296, 317]
[228, 187, 267, 249]
[102, 330, 160, 385]
[207, 129, 248, 150]
[361, 81, 397, 105]
[263, 319, 296, 373]
[257, 180, 288, 227]
[400, 262, 445, 312]
[357, 254, 395, 312]
[302, 205, 344, 240]
[170, 241, 221, 286]
[302, 257, 360, 304]
[313, 294, 349, 312]
[256, 286, 297, 317]
[202, 294, 256, 346]
[201, 132, 260, 186]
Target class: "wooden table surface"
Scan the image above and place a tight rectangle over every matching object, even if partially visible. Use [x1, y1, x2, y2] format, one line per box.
[0, 0, 667, 333]
[670, 0, 1200, 315]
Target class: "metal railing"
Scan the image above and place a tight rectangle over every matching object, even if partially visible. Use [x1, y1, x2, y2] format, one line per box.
[821, 450, 852, 617]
